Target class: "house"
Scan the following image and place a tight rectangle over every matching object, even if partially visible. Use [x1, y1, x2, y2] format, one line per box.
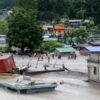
[42, 25, 53, 35]
[55, 47, 76, 56]
[83, 19, 94, 25]
[86, 46, 100, 82]
[54, 24, 65, 36]
[67, 19, 83, 27]
[88, 40, 100, 46]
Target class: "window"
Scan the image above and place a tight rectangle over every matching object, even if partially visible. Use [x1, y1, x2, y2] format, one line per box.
[94, 67, 97, 75]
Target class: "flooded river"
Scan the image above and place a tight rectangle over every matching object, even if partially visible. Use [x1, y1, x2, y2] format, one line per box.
[0, 72, 100, 100]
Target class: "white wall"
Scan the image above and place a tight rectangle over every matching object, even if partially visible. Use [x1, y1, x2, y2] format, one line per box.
[89, 54, 100, 61]
[88, 62, 100, 82]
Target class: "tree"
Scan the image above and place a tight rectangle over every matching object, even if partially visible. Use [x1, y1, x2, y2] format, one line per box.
[89, 0, 100, 24]
[16, 0, 37, 19]
[76, 9, 85, 19]
[41, 41, 64, 52]
[72, 28, 89, 44]
[7, 6, 43, 52]
[16, 0, 37, 10]
[0, 21, 8, 34]
[37, 0, 70, 21]
[0, 0, 16, 9]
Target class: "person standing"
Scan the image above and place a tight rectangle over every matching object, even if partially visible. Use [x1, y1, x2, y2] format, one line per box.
[48, 55, 50, 63]
[52, 53, 55, 59]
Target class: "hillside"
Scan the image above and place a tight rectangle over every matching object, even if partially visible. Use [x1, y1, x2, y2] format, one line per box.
[0, 0, 16, 9]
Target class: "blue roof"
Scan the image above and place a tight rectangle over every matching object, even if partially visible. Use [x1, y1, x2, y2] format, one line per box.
[85, 46, 100, 53]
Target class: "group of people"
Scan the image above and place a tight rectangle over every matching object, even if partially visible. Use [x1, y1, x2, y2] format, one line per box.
[38, 53, 51, 63]
[28, 51, 77, 62]
[68, 52, 77, 60]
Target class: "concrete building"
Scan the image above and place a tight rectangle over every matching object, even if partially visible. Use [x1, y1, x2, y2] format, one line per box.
[67, 19, 83, 27]
[54, 24, 65, 36]
[55, 47, 76, 56]
[86, 46, 100, 82]
[88, 40, 100, 46]
[0, 35, 7, 51]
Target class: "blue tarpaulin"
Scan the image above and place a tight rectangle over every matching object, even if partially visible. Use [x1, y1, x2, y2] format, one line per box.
[85, 46, 100, 53]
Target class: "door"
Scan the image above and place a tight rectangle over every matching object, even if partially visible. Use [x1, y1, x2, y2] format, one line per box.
[90, 66, 99, 81]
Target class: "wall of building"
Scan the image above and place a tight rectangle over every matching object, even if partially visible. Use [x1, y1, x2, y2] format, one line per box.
[88, 62, 100, 82]
[0, 35, 7, 52]
[88, 53, 100, 62]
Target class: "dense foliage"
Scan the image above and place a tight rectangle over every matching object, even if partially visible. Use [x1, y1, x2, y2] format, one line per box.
[41, 41, 64, 52]
[7, 0, 43, 51]
[66, 28, 89, 45]
[0, 21, 8, 34]
[0, 0, 100, 24]
[0, 0, 16, 9]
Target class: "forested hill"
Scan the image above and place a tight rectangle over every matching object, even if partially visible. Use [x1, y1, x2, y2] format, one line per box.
[0, 0, 16, 9]
[0, 0, 100, 24]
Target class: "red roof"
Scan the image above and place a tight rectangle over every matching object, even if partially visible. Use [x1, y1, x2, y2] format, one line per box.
[54, 25, 65, 30]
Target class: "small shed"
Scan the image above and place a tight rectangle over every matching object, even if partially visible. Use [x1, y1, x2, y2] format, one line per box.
[0, 55, 16, 73]
[55, 47, 76, 56]
[85, 46, 100, 82]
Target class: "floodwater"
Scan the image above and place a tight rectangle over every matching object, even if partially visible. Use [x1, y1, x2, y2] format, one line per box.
[0, 54, 100, 100]
[0, 72, 100, 100]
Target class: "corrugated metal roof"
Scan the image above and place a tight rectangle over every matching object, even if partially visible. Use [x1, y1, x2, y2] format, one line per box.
[85, 46, 100, 52]
[56, 47, 76, 53]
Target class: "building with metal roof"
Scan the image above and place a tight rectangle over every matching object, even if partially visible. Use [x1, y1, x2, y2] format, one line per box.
[55, 47, 76, 56]
[85, 46, 100, 82]
[85, 46, 100, 53]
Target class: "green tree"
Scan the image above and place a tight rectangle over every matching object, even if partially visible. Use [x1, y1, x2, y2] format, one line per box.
[89, 0, 100, 24]
[0, 21, 8, 34]
[0, 0, 16, 9]
[72, 28, 89, 44]
[7, 7, 43, 52]
[76, 9, 85, 19]
[41, 41, 64, 52]
[16, 0, 37, 18]
[16, 0, 37, 10]
[37, 0, 70, 21]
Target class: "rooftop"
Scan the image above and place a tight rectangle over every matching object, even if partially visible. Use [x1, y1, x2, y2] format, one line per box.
[56, 47, 76, 53]
[54, 24, 65, 30]
[85, 46, 100, 53]
[69, 19, 82, 22]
